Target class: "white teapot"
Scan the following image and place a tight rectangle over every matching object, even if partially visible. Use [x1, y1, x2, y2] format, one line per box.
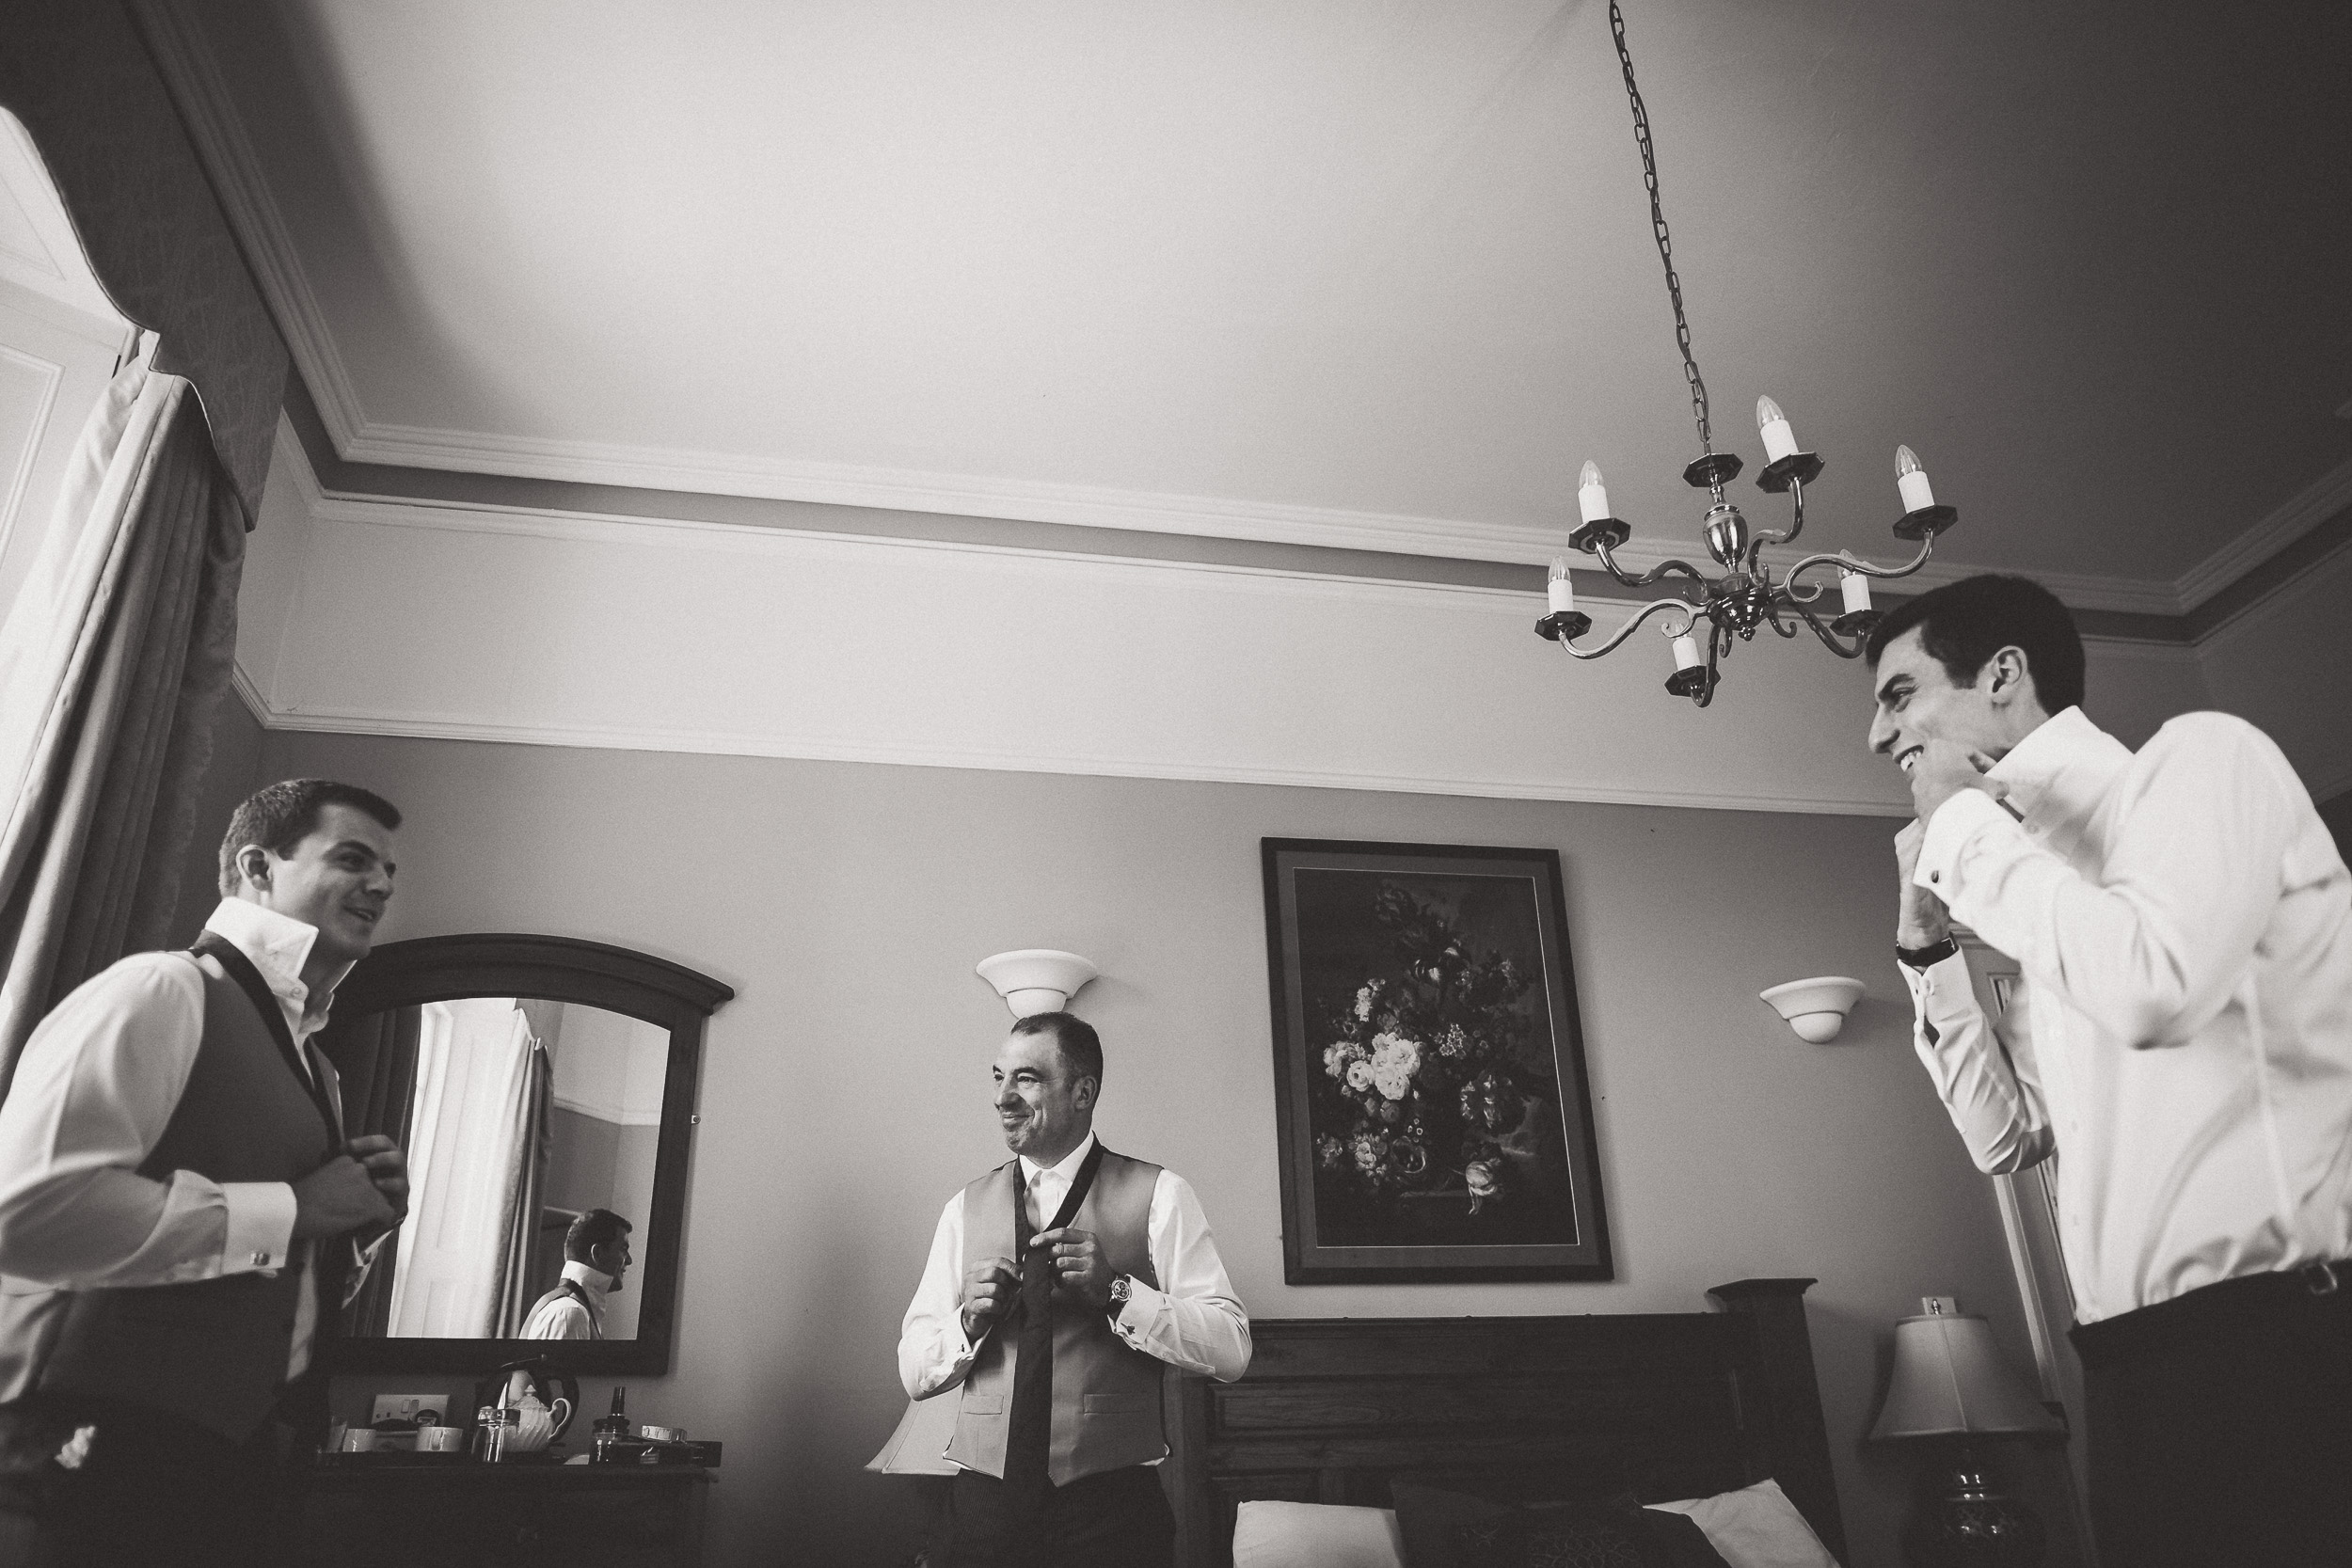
[501, 1370, 574, 1455]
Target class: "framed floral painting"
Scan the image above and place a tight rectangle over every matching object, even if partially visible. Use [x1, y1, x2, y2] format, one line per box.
[1261, 838, 1612, 1284]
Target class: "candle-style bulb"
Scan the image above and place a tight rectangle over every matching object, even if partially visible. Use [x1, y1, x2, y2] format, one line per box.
[1547, 557, 1576, 615]
[1895, 444, 1935, 512]
[1577, 461, 1612, 525]
[1671, 633, 1704, 673]
[1756, 396, 1798, 463]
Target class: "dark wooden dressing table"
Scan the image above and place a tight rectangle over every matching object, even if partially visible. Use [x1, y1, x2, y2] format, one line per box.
[298, 1462, 713, 1568]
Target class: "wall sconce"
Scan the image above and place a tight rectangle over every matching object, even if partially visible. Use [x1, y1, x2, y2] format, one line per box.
[976, 949, 1099, 1017]
[1759, 976, 1865, 1042]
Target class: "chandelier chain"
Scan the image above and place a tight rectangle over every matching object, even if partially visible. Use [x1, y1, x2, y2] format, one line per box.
[1607, 1, 1711, 456]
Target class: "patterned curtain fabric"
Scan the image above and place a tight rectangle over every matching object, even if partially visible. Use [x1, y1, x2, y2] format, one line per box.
[0, 0, 289, 523]
[0, 343, 244, 1096]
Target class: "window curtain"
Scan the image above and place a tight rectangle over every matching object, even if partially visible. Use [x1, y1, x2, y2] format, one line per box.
[492, 1047, 554, 1338]
[385, 1000, 548, 1339]
[0, 341, 243, 1095]
[321, 1004, 423, 1338]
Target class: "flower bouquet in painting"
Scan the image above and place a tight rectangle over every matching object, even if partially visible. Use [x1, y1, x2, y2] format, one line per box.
[1303, 880, 1577, 1248]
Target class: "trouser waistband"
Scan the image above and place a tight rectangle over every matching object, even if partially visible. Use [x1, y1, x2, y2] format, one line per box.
[2070, 1260, 2352, 1370]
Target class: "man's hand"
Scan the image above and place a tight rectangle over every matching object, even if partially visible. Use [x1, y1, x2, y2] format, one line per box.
[960, 1255, 1021, 1340]
[1906, 738, 2006, 824]
[291, 1155, 396, 1242]
[1895, 819, 1952, 950]
[345, 1134, 409, 1225]
[1033, 1227, 1113, 1311]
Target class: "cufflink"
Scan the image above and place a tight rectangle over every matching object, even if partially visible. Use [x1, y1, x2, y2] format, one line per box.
[252, 1250, 271, 1266]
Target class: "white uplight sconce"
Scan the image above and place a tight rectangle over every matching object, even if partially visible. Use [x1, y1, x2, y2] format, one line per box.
[976, 950, 1099, 1018]
[1759, 976, 1866, 1042]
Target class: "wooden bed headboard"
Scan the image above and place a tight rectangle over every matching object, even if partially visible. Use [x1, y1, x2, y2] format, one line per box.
[1161, 1278, 1844, 1568]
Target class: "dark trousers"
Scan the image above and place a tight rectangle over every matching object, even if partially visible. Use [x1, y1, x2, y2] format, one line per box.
[0, 1395, 298, 1568]
[2070, 1266, 2352, 1568]
[948, 1465, 1175, 1568]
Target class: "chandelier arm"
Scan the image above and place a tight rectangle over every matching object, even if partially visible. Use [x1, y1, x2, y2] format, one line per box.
[1787, 594, 1870, 659]
[1781, 532, 1938, 603]
[1593, 536, 1711, 592]
[1752, 476, 1807, 551]
[1688, 620, 1725, 708]
[1553, 595, 1707, 661]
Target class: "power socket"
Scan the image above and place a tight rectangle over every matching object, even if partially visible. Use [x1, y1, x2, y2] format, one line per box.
[371, 1392, 451, 1428]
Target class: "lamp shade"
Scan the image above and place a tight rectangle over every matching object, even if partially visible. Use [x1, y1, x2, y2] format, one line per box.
[1868, 1313, 2064, 1441]
[975, 949, 1098, 1017]
[1759, 976, 1866, 1042]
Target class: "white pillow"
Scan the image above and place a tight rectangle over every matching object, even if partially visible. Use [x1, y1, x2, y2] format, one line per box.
[1646, 1478, 1840, 1568]
[1231, 1500, 1406, 1568]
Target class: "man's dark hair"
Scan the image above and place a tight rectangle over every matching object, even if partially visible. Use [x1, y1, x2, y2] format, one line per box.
[216, 779, 402, 895]
[1864, 574, 2085, 715]
[565, 1209, 632, 1262]
[1011, 1010, 1104, 1092]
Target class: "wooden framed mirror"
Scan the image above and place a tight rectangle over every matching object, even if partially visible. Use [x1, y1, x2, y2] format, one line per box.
[314, 935, 733, 1375]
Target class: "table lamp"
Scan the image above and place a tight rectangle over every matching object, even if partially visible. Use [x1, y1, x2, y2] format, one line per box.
[1869, 1298, 2064, 1566]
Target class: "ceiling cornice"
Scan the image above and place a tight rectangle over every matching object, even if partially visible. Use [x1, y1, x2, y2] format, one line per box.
[150, 2, 2345, 641]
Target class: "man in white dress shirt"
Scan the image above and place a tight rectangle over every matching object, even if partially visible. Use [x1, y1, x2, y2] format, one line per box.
[899, 1011, 1249, 1567]
[0, 779, 412, 1567]
[1866, 575, 2352, 1567]
[519, 1210, 632, 1339]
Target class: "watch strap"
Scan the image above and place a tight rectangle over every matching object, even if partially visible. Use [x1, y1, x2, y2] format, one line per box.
[1898, 935, 1961, 970]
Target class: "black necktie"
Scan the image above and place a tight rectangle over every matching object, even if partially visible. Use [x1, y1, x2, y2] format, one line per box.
[1002, 1142, 1106, 1515]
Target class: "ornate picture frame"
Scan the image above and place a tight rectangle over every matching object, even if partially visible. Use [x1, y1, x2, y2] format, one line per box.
[1262, 838, 1612, 1284]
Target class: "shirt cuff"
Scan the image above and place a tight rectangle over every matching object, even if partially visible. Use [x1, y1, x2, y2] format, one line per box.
[220, 1181, 297, 1275]
[1111, 1278, 1160, 1342]
[1915, 788, 2016, 899]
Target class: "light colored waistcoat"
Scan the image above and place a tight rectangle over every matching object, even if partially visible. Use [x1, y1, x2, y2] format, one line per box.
[0, 956, 338, 1440]
[945, 1149, 1165, 1486]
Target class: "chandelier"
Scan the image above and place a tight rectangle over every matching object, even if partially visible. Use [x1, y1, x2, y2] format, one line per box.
[1537, 3, 1958, 707]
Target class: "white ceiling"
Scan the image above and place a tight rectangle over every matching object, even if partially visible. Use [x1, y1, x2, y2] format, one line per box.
[175, 0, 2352, 596]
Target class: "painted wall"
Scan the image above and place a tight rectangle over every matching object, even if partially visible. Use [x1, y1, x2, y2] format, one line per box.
[215, 724, 2070, 1568]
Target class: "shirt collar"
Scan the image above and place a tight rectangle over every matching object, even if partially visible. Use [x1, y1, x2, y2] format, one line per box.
[1019, 1130, 1098, 1188]
[1985, 706, 2134, 851]
[560, 1259, 613, 1299]
[202, 898, 347, 1031]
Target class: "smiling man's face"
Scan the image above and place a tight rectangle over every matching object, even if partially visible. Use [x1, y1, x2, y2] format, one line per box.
[992, 1028, 1095, 1167]
[1867, 626, 2017, 774]
[246, 802, 398, 965]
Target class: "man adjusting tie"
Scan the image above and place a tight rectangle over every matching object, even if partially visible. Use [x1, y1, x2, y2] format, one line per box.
[898, 1011, 1249, 1567]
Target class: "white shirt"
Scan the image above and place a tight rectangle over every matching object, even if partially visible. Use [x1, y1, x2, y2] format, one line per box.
[898, 1132, 1252, 1407]
[0, 899, 355, 1378]
[1903, 706, 2352, 1323]
[519, 1259, 611, 1339]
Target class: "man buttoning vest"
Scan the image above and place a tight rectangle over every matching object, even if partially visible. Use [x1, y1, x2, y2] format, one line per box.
[0, 780, 411, 1568]
[898, 1012, 1250, 1568]
[520, 1209, 634, 1339]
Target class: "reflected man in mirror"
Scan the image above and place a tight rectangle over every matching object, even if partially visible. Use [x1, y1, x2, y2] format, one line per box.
[0, 779, 411, 1567]
[520, 1210, 633, 1339]
[898, 1012, 1251, 1568]
[1867, 576, 2352, 1567]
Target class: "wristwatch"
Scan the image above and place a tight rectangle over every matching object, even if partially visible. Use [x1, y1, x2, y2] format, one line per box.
[1105, 1275, 1133, 1318]
[1898, 935, 1960, 970]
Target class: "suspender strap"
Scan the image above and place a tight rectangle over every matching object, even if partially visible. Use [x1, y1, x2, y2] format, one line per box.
[189, 932, 344, 1149]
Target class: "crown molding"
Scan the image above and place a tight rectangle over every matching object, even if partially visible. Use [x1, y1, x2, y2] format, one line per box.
[2174, 454, 2352, 611]
[160, 0, 2331, 630]
[131, 0, 370, 451]
[239, 693, 1916, 819]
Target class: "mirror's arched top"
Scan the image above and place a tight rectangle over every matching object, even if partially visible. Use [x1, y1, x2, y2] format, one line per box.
[336, 934, 735, 1021]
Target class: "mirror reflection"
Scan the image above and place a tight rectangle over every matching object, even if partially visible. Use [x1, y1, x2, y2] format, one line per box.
[329, 998, 670, 1341]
